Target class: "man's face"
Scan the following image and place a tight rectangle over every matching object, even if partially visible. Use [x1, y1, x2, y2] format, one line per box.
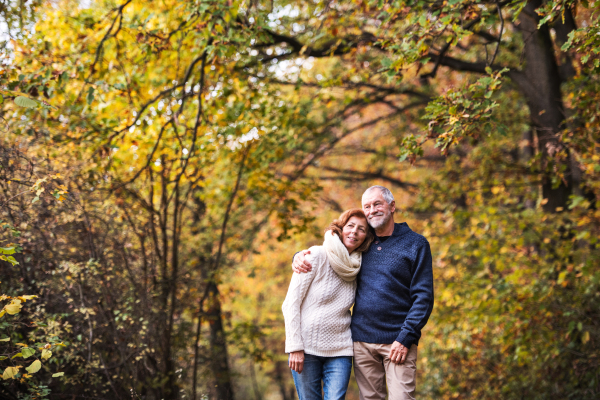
[362, 189, 395, 229]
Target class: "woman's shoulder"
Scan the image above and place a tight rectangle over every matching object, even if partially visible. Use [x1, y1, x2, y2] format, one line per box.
[306, 245, 327, 267]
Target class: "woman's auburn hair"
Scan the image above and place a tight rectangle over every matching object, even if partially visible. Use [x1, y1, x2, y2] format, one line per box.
[326, 208, 375, 253]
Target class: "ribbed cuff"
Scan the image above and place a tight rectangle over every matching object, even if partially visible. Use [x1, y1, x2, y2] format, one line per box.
[285, 342, 304, 353]
[395, 330, 415, 348]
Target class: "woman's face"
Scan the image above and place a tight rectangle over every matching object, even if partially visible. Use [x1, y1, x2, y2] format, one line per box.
[342, 216, 368, 253]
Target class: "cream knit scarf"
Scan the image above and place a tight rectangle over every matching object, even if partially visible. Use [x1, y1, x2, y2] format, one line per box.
[323, 230, 362, 282]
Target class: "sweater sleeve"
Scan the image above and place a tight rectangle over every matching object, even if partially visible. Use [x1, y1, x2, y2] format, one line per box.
[282, 249, 320, 353]
[395, 240, 434, 348]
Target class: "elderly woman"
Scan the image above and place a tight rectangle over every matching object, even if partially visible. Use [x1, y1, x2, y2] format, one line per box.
[282, 208, 375, 400]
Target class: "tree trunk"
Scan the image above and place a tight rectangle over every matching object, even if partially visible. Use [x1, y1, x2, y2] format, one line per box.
[250, 361, 263, 400]
[206, 281, 234, 400]
[274, 361, 293, 400]
[552, 7, 577, 81]
[514, 0, 573, 212]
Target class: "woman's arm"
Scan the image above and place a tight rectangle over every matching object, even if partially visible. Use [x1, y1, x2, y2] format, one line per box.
[281, 248, 320, 354]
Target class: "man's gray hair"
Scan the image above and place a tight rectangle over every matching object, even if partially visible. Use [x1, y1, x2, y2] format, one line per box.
[363, 185, 395, 204]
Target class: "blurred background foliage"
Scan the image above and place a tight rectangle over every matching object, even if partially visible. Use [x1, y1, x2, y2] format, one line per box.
[0, 0, 598, 399]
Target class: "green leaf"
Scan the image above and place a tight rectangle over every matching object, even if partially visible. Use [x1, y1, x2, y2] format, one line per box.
[52, 372, 64, 377]
[380, 58, 392, 68]
[14, 96, 39, 108]
[22, 347, 35, 359]
[0, 337, 10, 342]
[87, 87, 95, 105]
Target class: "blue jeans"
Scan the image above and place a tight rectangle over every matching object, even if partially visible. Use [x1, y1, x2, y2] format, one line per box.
[291, 354, 353, 400]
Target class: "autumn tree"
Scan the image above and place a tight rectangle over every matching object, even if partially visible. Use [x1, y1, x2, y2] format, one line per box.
[1, 0, 599, 399]
[3, 0, 328, 398]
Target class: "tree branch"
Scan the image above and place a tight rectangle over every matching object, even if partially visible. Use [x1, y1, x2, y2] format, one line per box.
[261, 29, 377, 58]
[488, 0, 504, 66]
[291, 100, 428, 179]
[317, 166, 417, 190]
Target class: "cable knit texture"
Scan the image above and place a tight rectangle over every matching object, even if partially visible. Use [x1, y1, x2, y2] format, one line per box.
[282, 246, 356, 357]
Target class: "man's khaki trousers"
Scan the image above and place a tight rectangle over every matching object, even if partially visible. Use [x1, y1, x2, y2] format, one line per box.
[353, 341, 418, 400]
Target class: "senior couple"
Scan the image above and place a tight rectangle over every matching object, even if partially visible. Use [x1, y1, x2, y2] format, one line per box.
[282, 185, 434, 400]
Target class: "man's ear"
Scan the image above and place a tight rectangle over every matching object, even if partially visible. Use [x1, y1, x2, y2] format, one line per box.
[390, 200, 396, 214]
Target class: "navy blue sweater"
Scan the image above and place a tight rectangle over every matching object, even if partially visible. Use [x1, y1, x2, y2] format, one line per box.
[350, 222, 434, 348]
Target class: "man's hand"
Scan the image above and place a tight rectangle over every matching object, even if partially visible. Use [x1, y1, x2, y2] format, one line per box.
[289, 350, 305, 373]
[388, 341, 409, 364]
[292, 250, 312, 273]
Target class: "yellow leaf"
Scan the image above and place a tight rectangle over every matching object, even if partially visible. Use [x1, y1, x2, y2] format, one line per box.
[582, 331, 590, 344]
[32, 178, 47, 187]
[4, 302, 22, 315]
[2, 366, 19, 380]
[25, 360, 41, 374]
[17, 295, 37, 302]
[15, 343, 27, 347]
[41, 349, 52, 360]
[557, 271, 568, 285]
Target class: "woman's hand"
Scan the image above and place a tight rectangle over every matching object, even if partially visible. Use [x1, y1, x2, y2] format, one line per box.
[289, 350, 305, 373]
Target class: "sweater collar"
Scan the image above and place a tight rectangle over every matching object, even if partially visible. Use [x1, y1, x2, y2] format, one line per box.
[376, 222, 411, 239]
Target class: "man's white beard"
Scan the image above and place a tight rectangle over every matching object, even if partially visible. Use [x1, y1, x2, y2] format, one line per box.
[368, 210, 392, 229]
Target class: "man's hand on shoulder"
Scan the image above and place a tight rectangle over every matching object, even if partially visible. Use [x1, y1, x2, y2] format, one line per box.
[388, 341, 409, 364]
[292, 249, 312, 273]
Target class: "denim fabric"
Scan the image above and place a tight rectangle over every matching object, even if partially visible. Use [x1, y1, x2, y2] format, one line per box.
[291, 354, 353, 400]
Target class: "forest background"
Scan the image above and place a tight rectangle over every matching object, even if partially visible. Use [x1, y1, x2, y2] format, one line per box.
[0, 0, 599, 399]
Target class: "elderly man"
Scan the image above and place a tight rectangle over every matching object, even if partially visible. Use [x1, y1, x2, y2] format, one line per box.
[292, 185, 434, 400]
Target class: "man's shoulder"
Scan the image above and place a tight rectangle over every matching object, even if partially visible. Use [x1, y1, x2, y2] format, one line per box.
[406, 230, 429, 247]
[396, 225, 429, 248]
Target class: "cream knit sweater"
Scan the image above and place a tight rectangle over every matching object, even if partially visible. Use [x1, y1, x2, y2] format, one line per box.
[282, 246, 356, 357]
